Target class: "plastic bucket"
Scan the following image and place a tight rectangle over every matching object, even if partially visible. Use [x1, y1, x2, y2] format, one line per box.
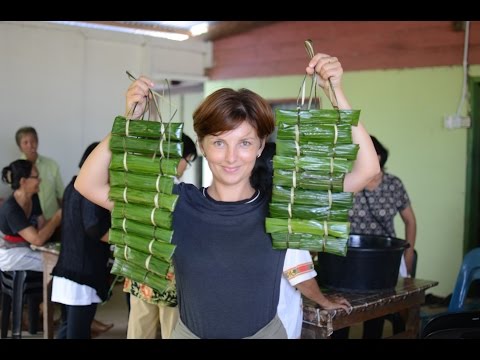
[316, 234, 409, 293]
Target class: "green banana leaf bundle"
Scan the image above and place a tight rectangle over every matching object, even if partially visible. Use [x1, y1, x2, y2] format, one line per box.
[110, 171, 175, 194]
[110, 134, 183, 157]
[269, 202, 349, 221]
[272, 186, 353, 208]
[276, 123, 352, 144]
[111, 218, 173, 243]
[275, 140, 359, 160]
[266, 217, 350, 238]
[109, 186, 178, 212]
[109, 229, 175, 261]
[111, 116, 183, 140]
[111, 257, 169, 293]
[110, 153, 179, 176]
[112, 202, 172, 229]
[275, 109, 360, 126]
[112, 217, 173, 243]
[273, 169, 345, 192]
[271, 232, 348, 256]
[273, 155, 352, 174]
[113, 244, 170, 277]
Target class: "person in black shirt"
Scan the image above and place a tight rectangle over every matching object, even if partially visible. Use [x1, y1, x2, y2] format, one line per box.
[0, 159, 61, 271]
[51, 143, 112, 339]
[75, 52, 380, 338]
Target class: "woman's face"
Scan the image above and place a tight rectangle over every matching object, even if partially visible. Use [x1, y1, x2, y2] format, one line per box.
[19, 133, 38, 162]
[201, 121, 264, 189]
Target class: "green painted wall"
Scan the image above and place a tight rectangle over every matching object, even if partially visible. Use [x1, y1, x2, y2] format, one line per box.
[206, 65, 480, 296]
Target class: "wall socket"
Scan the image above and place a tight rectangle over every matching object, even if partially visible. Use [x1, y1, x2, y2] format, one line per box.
[444, 115, 471, 129]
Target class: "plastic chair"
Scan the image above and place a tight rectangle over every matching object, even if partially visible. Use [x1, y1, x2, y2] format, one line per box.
[1, 270, 43, 338]
[448, 248, 480, 313]
[421, 310, 480, 338]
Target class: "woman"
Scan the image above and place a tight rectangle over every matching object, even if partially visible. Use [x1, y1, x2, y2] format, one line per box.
[0, 160, 61, 272]
[75, 52, 379, 338]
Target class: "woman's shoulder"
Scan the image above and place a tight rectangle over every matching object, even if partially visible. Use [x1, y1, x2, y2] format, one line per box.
[173, 182, 201, 196]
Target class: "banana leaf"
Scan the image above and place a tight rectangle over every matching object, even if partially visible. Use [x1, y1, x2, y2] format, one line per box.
[273, 155, 352, 174]
[111, 257, 169, 293]
[272, 186, 353, 208]
[109, 229, 175, 261]
[114, 244, 170, 277]
[275, 140, 359, 160]
[269, 202, 349, 221]
[265, 217, 350, 238]
[271, 232, 348, 255]
[276, 123, 352, 144]
[110, 135, 183, 157]
[109, 186, 178, 212]
[111, 218, 173, 243]
[112, 203, 172, 230]
[110, 153, 179, 176]
[112, 116, 183, 140]
[110, 171, 175, 194]
[273, 169, 345, 192]
[275, 109, 360, 126]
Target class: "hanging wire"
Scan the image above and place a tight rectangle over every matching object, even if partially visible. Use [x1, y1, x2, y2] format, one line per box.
[455, 21, 471, 118]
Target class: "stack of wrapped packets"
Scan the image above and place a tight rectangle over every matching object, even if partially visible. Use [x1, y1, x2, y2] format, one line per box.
[265, 109, 360, 256]
[107, 115, 183, 292]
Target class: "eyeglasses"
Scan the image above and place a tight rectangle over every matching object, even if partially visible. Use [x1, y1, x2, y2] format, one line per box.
[184, 156, 196, 168]
[29, 175, 40, 179]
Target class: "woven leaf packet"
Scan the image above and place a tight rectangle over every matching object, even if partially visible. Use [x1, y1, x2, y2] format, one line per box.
[265, 43, 360, 256]
[108, 115, 184, 292]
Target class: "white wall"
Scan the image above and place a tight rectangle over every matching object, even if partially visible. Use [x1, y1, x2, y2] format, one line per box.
[0, 22, 210, 199]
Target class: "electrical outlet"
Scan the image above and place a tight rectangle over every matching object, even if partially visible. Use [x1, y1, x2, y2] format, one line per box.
[444, 115, 471, 129]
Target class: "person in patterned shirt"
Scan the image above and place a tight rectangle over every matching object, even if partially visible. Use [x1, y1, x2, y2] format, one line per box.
[334, 135, 417, 339]
[123, 134, 198, 339]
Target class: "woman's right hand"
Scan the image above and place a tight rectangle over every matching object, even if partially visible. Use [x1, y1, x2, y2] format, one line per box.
[125, 76, 155, 119]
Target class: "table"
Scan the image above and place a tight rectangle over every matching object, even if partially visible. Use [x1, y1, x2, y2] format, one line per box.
[302, 278, 438, 339]
[31, 243, 60, 339]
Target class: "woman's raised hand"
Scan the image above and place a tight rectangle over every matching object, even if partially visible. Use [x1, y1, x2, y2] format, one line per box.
[125, 76, 155, 119]
[306, 53, 343, 92]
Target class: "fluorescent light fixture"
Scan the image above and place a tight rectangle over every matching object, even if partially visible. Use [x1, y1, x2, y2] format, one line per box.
[47, 21, 190, 41]
[190, 22, 209, 36]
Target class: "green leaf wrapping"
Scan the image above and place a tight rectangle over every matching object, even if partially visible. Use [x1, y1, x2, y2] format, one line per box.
[109, 186, 178, 212]
[272, 186, 353, 208]
[271, 232, 348, 256]
[275, 109, 360, 126]
[113, 244, 170, 277]
[276, 123, 352, 144]
[109, 229, 175, 261]
[273, 155, 353, 174]
[110, 135, 183, 157]
[110, 171, 175, 194]
[265, 217, 350, 238]
[111, 116, 183, 140]
[112, 203, 172, 230]
[273, 169, 345, 192]
[111, 218, 173, 243]
[275, 140, 359, 160]
[110, 153, 179, 176]
[269, 202, 349, 221]
[111, 257, 169, 293]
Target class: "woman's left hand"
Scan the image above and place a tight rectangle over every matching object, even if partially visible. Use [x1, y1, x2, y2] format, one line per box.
[306, 53, 344, 91]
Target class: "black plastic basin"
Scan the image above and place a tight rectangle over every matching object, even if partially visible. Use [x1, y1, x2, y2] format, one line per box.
[316, 234, 408, 293]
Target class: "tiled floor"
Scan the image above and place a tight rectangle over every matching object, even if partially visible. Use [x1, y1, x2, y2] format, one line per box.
[0, 283, 129, 339]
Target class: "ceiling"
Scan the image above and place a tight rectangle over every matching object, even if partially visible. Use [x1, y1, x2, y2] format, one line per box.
[72, 21, 279, 42]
